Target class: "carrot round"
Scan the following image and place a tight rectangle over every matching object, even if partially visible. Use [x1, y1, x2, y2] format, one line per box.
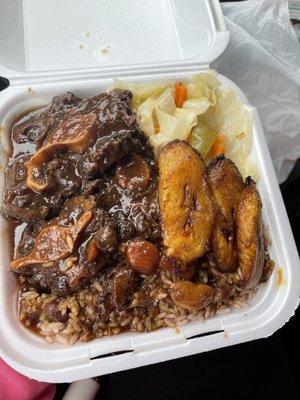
[174, 82, 188, 108]
[127, 239, 159, 275]
[209, 134, 227, 157]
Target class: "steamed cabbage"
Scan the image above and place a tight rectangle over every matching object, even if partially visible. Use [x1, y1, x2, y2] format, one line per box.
[188, 118, 218, 158]
[111, 71, 257, 180]
[182, 98, 211, 115]
[157, 89, 176, 115]
[211, 88, 254, 177]
[112, 79, 174, 110]
[136, 97, 156, 137]
[156, 108, 197, 140]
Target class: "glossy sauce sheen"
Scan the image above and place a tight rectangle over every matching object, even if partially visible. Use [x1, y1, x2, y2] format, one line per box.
[1, 88, 272, 342]
[2, 90, 161, 300]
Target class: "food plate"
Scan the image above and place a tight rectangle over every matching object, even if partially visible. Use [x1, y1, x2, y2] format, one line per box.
[0, 0, 299, 383]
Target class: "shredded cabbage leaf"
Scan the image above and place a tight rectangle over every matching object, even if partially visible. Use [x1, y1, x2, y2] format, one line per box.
[136, 97, 156, 138]
[112, 79, 174, 110]
[111, 71, 257, 180]
[157, 89, 176, 115]
[211, 88, 254, 177]
[155, 108, 197, 140]
[188, 117, 218, 158]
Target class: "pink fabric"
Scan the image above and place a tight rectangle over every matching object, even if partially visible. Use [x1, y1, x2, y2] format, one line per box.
[0, 359, 55, 400]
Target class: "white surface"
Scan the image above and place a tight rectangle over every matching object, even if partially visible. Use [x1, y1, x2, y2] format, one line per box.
[0, 0, 25, 72]
[23, 0, 180, 70]
[0, 0, 229, 80]
[0, 0, 299, 385]
[0, 72, 299, 383]
[289, 0, 300, 19]
[212, 0, 300, 183]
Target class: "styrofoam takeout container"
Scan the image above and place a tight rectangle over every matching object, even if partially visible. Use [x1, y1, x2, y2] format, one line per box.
[0, 0, 299, 383]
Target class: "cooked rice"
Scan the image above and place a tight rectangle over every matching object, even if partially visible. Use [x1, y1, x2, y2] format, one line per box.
[18, 268, 260, 345]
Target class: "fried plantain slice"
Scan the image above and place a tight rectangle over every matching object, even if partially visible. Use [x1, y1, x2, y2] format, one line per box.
[210, 210, 237, 272]
[171, 281, 214, 311]
[207, 156, 244, 220]
[207, 155, 244, 272]
[158, 140, 214, 263]
[236, 177, 265, 288]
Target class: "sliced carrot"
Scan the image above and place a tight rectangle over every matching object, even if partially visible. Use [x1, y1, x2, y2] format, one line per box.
[208, 134, 227, 157]
[127, 239, 159, 275]
[174, 82, 188, 108]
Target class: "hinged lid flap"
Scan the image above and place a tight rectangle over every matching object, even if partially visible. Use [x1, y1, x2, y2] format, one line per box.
[0, 0, 229, 84]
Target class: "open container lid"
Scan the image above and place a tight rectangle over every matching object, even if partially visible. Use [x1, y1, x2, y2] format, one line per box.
[0, 0, 229, 84]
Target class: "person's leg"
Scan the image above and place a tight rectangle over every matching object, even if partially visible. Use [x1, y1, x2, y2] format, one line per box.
[0, 359, 55, 400]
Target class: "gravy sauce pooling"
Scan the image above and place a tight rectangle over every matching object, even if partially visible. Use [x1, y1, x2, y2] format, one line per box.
[3, 89, 161, 298]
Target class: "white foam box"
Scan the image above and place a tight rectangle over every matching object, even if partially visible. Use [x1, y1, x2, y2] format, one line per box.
[0, 0, 299, 383]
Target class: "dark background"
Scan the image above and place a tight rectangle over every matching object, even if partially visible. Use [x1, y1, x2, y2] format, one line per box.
[0, 0, 299, 397]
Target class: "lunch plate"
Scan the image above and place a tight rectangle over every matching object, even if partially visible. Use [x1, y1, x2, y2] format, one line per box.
[0, 0, 299, 383]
